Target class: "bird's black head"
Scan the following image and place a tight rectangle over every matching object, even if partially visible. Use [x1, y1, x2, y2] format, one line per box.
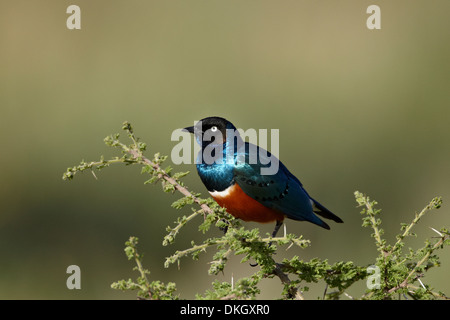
[183, 116, 236, 147]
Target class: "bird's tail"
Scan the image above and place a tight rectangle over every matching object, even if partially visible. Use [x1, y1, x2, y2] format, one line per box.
[311, 198, 344, 224]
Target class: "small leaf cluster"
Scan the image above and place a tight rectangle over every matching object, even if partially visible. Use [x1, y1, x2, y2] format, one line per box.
[196, 277, 261, 300]
[111, 237, 178, 300]
[355, 191, 449, 299]
[278, 257, 367, 299]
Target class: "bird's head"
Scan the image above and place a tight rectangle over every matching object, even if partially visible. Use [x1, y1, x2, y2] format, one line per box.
[183, 116, 238, 147]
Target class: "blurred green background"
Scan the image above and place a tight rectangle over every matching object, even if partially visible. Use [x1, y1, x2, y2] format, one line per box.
[1, 0, 449, 299]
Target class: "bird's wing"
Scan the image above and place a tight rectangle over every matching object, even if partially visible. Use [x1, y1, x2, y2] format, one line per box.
[232, 143, 329, 228]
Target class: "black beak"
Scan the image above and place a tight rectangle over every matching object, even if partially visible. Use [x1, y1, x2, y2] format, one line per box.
[182, 126, 195, 133]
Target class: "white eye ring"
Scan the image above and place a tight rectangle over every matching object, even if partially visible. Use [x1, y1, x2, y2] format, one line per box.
[211, 126, 218, 132]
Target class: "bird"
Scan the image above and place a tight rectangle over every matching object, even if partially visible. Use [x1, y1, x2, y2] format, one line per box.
[183, 116, 343, 238]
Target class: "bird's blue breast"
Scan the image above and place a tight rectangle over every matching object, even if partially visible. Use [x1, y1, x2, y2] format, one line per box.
[196, 162, 235, 192]
[195, 141, 236, 192]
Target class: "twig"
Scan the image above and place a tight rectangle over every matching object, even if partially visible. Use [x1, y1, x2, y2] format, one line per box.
[273, 263, 304, 300]
[128, 148, 213, 217]
[387, 234, 448, 294]
[387, 200, 442, 259]
[220, 294, 237, 300]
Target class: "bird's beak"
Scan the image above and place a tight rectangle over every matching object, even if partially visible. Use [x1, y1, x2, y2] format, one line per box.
[183, 126, 195, 133]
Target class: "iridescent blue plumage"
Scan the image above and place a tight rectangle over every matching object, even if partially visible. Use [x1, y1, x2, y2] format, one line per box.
[233, 144, 332, 228]
[184, 116, 343, 235]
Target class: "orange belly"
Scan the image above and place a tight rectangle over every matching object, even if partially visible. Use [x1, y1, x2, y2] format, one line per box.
[210, 183, 285, 223]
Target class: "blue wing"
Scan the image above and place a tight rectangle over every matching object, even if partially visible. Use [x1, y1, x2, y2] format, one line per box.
[232, 143, 339, 229]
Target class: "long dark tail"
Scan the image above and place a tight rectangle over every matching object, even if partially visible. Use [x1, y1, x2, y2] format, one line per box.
[311, 198, 344, 224]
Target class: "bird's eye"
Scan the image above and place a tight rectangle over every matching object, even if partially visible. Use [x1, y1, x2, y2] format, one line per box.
[211, 126, 218, 132]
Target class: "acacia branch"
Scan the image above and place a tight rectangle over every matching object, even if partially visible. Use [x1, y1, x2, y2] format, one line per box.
[128, 148, 213, 216]
[66, 123, 449, 300]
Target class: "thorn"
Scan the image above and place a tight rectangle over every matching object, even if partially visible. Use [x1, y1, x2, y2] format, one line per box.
[430, 227, 443, 237]
[343, 292, 355, 300]
[283, 223, 287, 238]
[91, 170, 98, 180]
[231, 273, 234, 291]
[418, 278, 426, 290]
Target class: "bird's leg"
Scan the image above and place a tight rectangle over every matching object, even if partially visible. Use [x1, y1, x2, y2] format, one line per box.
[249, 221, 284, 268]
[266, 220, 284, 250]
[271, 220, 283, 238]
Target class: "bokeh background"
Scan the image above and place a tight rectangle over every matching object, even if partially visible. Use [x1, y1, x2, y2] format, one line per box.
[0, 0, 449, 299]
